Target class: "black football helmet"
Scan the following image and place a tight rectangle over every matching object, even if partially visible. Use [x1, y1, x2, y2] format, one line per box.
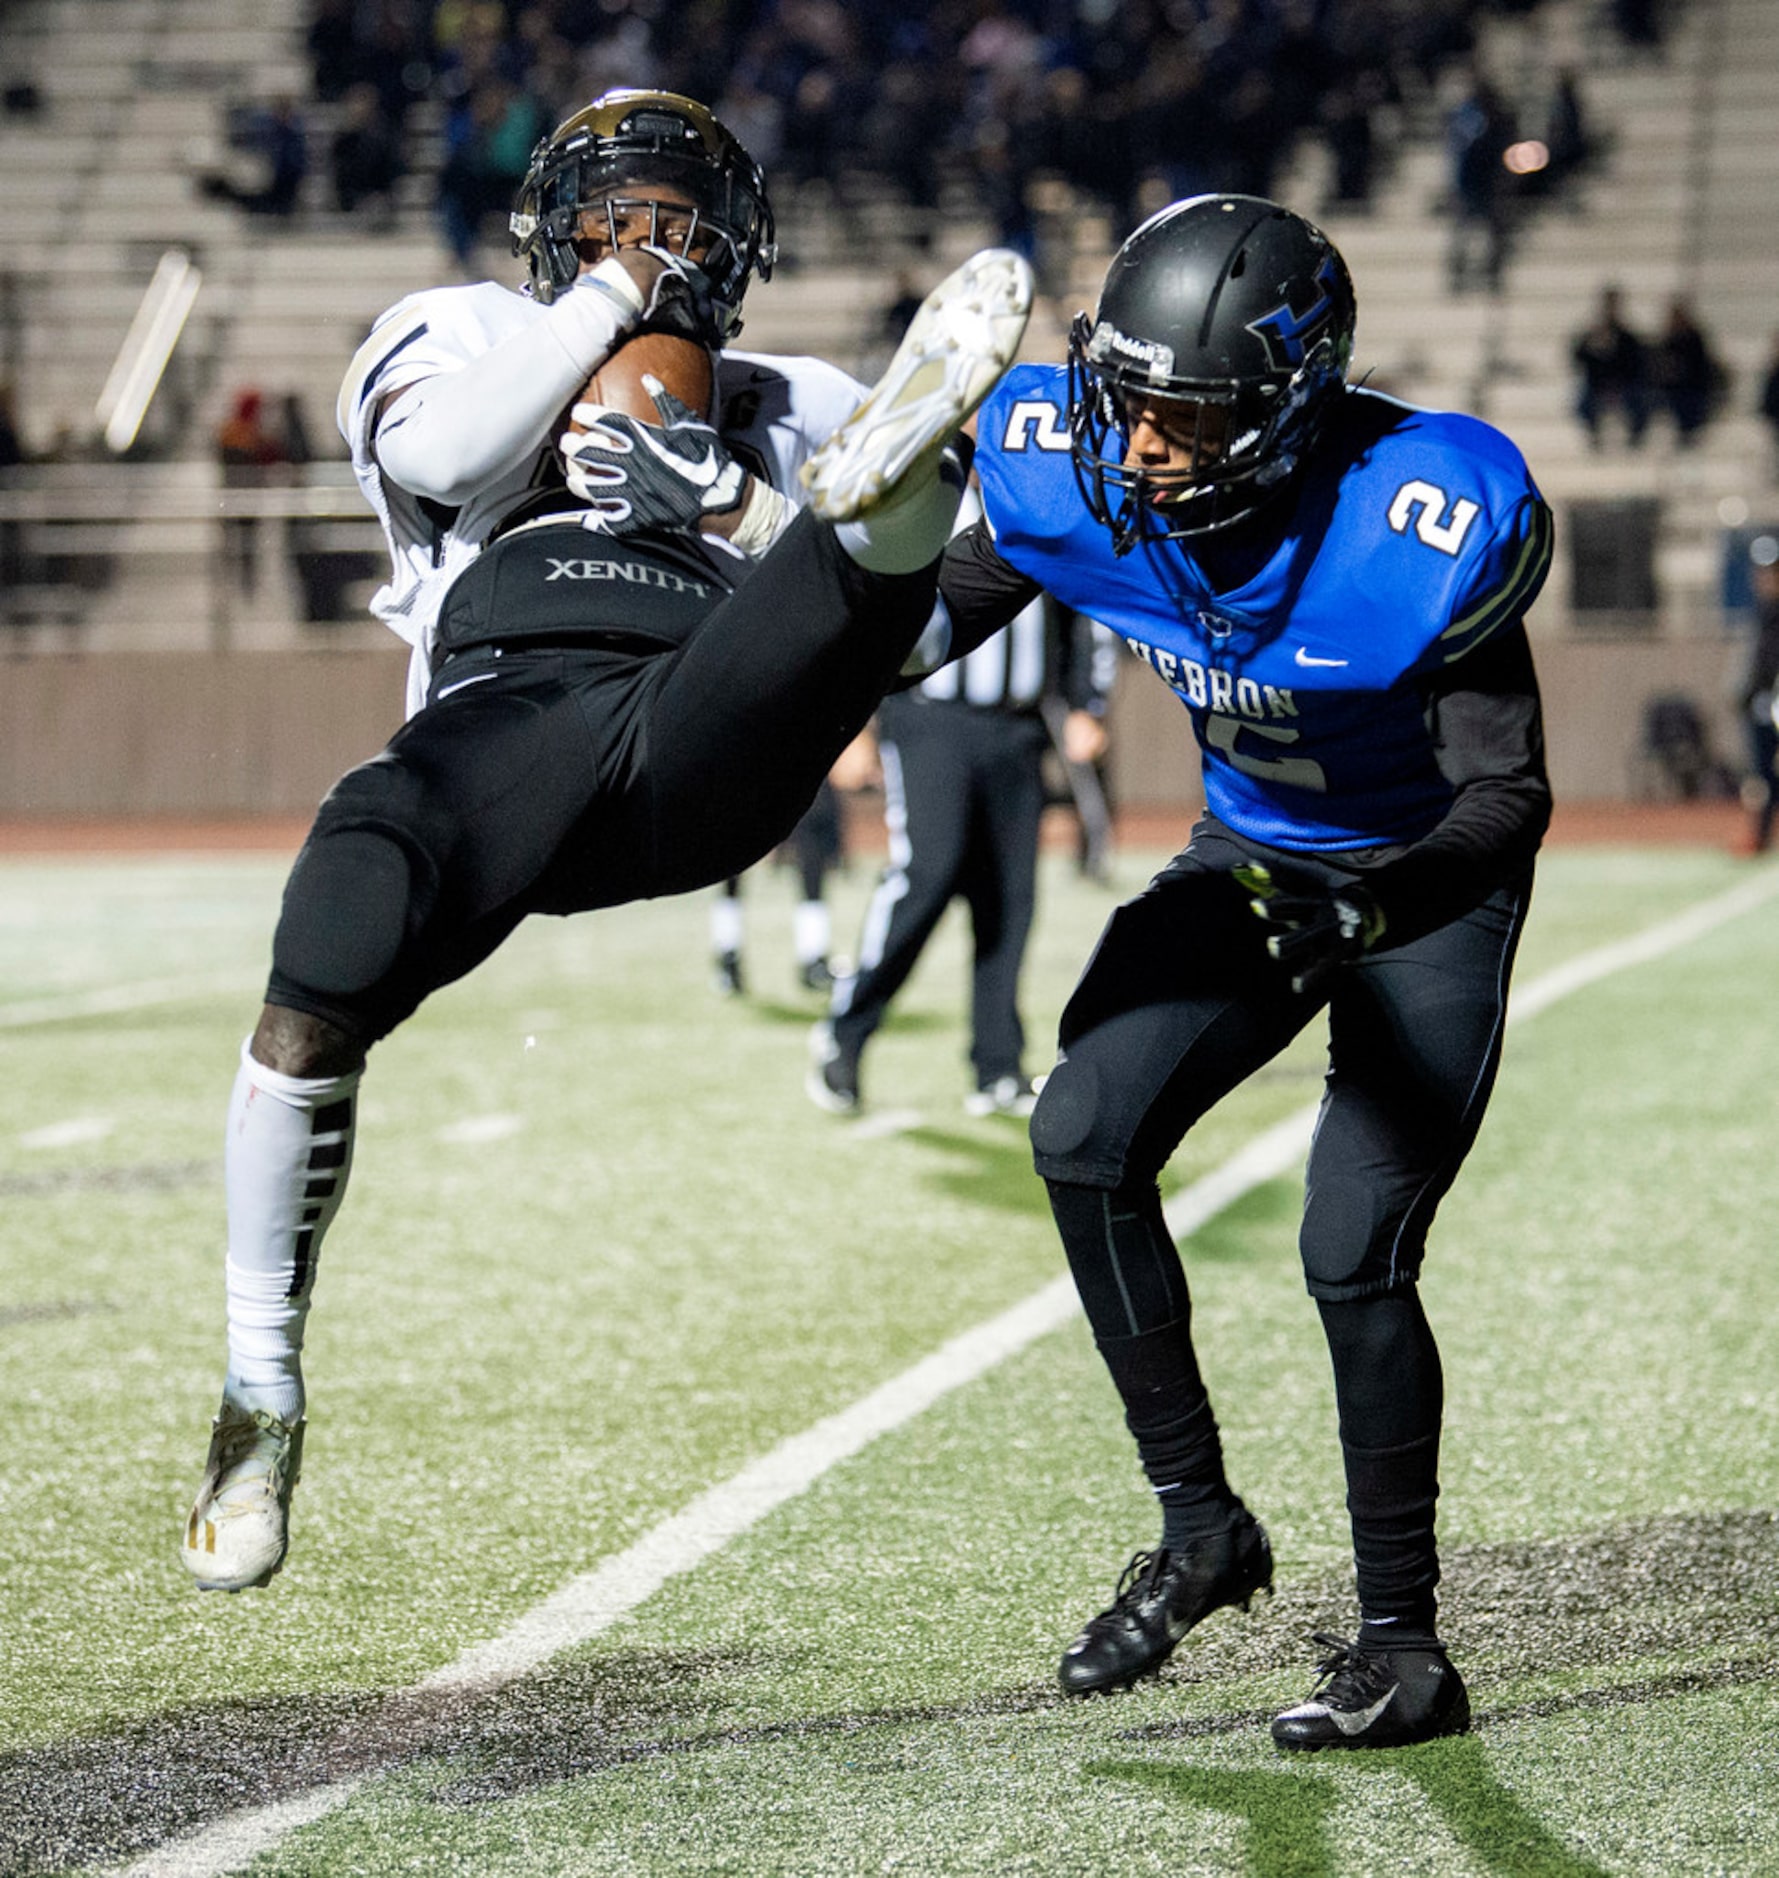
[1068, 195, 1356, 549]
[510, 89, 776, 339]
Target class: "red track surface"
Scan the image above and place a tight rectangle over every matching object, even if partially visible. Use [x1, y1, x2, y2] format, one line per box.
[0, 801, 1753, 856]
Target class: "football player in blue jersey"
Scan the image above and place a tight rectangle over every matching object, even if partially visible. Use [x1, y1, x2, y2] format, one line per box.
[935, 195, 1553, 1748]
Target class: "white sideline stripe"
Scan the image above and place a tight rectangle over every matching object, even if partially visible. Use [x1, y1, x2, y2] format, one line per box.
[424, 1276, 1084, 1691]
[0, 975, 258, 1029]
[849, 1107, 923, 1141]
[1504, 868, 1779, 1024]
[105, 870, 1779, 1878]
[108, 1791, 352, 1878]
[19, 1115, 115, 1149]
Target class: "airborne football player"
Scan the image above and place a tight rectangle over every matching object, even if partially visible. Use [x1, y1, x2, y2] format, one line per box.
[179, 87, 1034, 1595]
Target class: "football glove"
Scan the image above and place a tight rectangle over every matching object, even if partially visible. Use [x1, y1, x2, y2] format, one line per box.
[561, 379, 748, 534]
[579, 247, 724, 346]
[1231, 862, 1386, 998]
[636, 247, 724, 345]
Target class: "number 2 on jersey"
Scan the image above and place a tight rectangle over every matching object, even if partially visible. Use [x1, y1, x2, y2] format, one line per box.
[1388, 480, 1479, 555]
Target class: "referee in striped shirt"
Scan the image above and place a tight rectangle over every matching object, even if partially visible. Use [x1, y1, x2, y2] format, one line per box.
[808, 591, 1113, 1115]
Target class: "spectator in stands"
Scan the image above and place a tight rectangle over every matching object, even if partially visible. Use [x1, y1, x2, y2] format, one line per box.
[330, 80, 405, 223]
[306, 0, 361, 103]
[355, 2, 434, 132]
[1445, 71, 1515, 293]
[1738, 540, 1779, 854]
[1572, 285, 1650, 450]
[198, 96, 310, 219]
[437, 72, 549, 273]
[1649, 297, 1725, 447]
[1320, 77, 1379, 213]
[1759, 331, 1779, 479]
[213, 388, 290, 594]
[1611, 0, 1665, 50]
[0, 379, 22, 598]
[1541, 66, 1595, 198]
[0, 379, 22, 469]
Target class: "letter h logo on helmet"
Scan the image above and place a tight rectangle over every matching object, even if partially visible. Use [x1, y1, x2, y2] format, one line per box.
[1245, 256, 1340, 370]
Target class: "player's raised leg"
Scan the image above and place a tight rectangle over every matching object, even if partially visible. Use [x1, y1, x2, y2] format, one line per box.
[803, 247, 1034, 562]
[632, 250, 1034, 896]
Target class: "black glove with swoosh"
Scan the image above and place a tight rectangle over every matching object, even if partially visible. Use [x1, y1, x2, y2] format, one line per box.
[1231, 861, 1386, 998]
[560, 379, 748, 535]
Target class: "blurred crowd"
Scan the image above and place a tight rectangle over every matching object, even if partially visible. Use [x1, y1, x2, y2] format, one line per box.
[282, 0, 1633, 275]
[1570, 284, 1735, 453]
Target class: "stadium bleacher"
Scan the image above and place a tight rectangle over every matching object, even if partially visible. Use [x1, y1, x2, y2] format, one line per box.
[0, 0, 1775, 806]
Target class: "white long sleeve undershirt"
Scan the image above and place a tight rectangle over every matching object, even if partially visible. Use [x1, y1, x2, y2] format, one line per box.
[373, 261, 644, 505]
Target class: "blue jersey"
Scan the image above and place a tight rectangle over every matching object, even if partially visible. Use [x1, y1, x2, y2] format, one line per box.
[974, 372, 1553, 851]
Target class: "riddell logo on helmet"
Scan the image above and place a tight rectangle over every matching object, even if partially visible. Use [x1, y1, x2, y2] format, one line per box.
[1089, 322, 1176, 381]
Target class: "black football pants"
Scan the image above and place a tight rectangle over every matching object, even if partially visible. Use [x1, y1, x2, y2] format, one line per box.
[266, 514, 937, 1045]
[1030, 814, 1533, 1631]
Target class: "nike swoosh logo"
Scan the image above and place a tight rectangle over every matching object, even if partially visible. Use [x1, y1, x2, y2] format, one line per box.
[1294, 648, 1349, 668]
[637, 428, 723, 487]
[436, 670, 500, 700]
[1330, 1686, 1397, 1735]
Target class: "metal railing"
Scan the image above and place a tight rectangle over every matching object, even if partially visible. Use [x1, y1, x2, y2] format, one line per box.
[0, 463, 386, 643]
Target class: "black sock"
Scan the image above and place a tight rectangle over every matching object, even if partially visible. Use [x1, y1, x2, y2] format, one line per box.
[1318, 1291, 1444, 1638]
[1050, 1180, 1237, 1539]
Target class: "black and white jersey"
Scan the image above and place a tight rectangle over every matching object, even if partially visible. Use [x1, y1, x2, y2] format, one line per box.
[337, 278, 863, 714]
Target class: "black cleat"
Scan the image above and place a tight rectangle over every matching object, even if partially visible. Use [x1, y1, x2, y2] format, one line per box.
[805, 1021, 861, 1114]
[713, 950, 745, 997]
[1058, 1508, 1274, 1695]
[1271, 1632, 1470, 1751]
[799, 957, 836, 994]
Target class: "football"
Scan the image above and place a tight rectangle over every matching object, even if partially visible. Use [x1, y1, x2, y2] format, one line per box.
[571, 331, 717, 430]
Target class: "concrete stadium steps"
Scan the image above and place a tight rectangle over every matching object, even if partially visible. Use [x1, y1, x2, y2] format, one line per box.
[1281, 0, 1779, 643]
[5, 0, 1775, 662]
[0, 0, 297, 445]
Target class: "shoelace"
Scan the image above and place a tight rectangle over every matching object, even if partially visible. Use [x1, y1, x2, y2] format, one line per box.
[1305, 1632, 1399, 1708]
[1091, 1548, 1168, 1623]
[209, 1412, 293, 1506]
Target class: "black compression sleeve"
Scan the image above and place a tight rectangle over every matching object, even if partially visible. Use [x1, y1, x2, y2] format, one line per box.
[1358, 621, 1552, 945]
[937, 519, 1045, 661]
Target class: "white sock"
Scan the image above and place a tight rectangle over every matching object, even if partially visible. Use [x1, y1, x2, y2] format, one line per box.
[833, 466, 963, 574]
[221, 1040, 360, 1424]
[710, 891, 744, 956]
[794, 898, 830, 966]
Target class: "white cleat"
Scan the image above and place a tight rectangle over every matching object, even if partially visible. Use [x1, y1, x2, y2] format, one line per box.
[801, 247, 1034, 521]
[180, 1404, 304, 1591]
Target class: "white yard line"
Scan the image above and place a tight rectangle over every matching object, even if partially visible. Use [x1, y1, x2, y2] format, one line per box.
[104, 869, 1779, 1877]
[0, 975, 260, 1029]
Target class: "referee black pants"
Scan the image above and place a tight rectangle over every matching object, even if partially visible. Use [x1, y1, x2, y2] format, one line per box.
[266, 513, 937, 1045]
[832, 692, 1048, 1087]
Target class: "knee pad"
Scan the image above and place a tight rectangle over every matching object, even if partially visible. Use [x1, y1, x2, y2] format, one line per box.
[1299, 1170, 1416, 1296]
[1030, 1053, 1119, 1182]
[273, 829, 415, 999]
[272, 761, 443, 1000]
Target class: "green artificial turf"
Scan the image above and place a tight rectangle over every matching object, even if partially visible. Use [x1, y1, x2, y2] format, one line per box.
[1, 844, 1774, 1876]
